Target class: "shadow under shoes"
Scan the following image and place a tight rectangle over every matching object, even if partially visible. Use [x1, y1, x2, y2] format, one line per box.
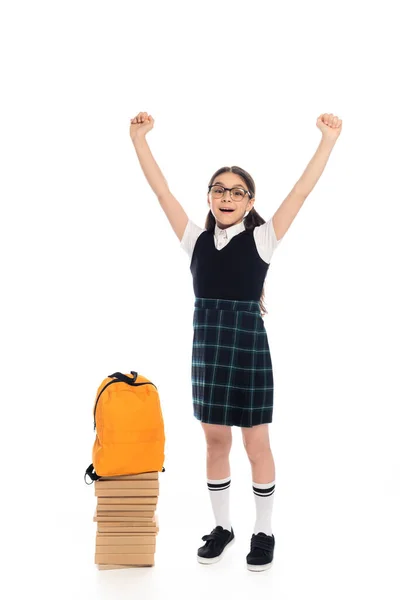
[246, 532, 275, 571]
[197, 525, 235, 564]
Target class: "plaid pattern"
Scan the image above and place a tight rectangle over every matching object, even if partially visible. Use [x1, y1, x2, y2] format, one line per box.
[191, 297, 274, 428]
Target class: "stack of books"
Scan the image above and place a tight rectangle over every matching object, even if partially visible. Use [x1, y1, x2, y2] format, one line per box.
[93, 471, 160, 569]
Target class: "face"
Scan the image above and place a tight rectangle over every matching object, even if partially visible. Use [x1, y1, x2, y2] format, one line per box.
[207, 173, 255, 229]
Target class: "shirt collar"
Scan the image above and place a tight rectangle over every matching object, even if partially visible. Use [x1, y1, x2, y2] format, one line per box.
[215, 219, 245, 241]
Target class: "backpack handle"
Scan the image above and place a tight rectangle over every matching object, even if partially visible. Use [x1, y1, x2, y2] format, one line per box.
[108, 371, 138, 385]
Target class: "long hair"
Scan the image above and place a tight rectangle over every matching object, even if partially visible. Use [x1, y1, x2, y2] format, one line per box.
[205, 165, 269, 317]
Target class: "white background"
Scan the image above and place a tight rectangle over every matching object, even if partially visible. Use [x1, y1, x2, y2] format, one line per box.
[1, 0, 399, 598]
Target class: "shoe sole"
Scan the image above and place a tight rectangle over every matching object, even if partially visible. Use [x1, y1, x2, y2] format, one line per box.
[247, 559, 273, 572]
[197, 536, 235, 564]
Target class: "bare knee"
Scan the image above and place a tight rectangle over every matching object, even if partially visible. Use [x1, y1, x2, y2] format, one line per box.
[242, 424, 271, 463]
[245, 445, 272, 464]
[201, 423, 232, 457]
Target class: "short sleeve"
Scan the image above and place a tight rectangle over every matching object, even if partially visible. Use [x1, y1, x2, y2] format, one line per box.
[253, 217, 281, 264]
[180, 219, 206, 261]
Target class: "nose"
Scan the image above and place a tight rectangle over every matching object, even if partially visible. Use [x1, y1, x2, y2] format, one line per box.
[222, 189, 233, 201]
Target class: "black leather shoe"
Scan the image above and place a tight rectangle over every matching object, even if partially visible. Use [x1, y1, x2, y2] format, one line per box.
[197, 525, 235, 564]
[246, 532, 275, 571]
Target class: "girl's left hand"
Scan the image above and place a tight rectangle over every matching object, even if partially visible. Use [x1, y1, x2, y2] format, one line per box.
[316, 113, 342, 141]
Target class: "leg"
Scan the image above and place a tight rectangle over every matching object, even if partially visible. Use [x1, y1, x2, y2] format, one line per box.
[242, 423, 275, 536]
[200, 422, 233, 531]
[241, 423, 275, 482]
[201, 422, 232, 479]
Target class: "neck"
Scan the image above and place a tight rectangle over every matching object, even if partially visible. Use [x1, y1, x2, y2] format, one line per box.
[216, 218, 243, 230]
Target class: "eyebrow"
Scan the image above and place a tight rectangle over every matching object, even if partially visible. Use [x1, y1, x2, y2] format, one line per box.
[213, 181, 246, 189]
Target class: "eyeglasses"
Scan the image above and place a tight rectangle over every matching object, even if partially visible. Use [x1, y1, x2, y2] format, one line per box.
[208, 184, 252, 202]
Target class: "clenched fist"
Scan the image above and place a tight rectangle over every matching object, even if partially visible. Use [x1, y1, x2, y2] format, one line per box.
[130, 112, 154, 142]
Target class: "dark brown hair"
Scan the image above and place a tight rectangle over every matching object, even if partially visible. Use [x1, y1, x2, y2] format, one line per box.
[205, 165, 269, 317]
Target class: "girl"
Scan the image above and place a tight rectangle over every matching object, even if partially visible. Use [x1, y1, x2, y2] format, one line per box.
[130, 111, 342, 571]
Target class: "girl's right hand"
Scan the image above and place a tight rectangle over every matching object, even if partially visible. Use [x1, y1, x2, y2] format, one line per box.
[130, 112, 154, 142]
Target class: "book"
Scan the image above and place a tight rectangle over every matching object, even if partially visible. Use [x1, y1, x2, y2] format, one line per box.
[95, 553, 155, 566]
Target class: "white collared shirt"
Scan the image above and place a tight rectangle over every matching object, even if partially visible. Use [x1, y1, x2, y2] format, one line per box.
[214, 219, 245, 249]
[180, 216, 281, 264]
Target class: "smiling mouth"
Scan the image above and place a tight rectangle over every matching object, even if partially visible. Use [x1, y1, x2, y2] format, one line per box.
[219, 207, 235, 212]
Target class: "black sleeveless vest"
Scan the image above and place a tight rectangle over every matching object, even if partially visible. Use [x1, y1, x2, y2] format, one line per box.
[190, 227, 270, 301]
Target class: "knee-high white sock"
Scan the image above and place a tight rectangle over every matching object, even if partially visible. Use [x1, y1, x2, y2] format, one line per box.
[252, 479, 275, 536]
[207, 476, 232, 531]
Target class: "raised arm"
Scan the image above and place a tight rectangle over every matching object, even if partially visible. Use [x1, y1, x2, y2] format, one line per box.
[272, 113, 342, 242]
[130, 112, 189, 241]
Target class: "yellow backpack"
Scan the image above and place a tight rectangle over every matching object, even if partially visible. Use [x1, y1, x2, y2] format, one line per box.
[85, 371, 165, 483]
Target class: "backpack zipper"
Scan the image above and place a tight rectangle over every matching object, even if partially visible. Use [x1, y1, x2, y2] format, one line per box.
[93, 378, 157, 430]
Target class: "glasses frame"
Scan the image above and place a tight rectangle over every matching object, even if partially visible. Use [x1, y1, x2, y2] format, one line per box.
[208, 184, 253, 201]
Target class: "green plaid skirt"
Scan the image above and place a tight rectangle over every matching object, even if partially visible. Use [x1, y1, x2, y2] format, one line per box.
[191, 297, 274, 428]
